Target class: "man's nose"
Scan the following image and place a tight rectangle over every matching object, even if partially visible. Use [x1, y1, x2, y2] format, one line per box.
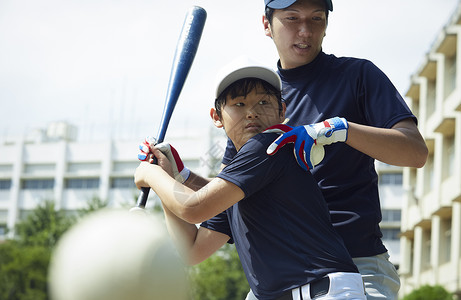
[298, 22, 313, 37]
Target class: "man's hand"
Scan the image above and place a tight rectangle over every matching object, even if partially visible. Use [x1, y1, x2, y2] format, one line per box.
[137, 136, 190, 183]
[311, 117, 348, 145]
[264, 124, 325, 171]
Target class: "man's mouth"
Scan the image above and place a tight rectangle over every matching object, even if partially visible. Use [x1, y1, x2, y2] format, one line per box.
[295, 43, 310, 49]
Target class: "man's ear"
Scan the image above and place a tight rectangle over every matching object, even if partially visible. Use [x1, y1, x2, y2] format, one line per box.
[210, 108, 224, 128]
[262, 15, 272, 38]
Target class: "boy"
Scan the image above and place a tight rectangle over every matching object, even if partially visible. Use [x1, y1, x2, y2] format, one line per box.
[134, 60, 366, 300]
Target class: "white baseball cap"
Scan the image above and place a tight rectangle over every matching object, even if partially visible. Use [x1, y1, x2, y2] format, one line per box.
[215, 56, 281, 98]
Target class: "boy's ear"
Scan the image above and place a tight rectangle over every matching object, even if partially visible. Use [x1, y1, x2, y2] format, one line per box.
[210, 108, 224, 128]
[279, 102, 286, 122]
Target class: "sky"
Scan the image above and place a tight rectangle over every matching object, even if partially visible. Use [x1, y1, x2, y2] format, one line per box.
[0, 0, 459, 142]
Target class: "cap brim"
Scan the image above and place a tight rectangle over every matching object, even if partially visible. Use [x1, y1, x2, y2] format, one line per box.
[215, 65, 281, 98]
[266, 0, 333, 11]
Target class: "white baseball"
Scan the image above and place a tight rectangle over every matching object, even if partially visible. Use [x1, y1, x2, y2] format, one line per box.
[311, 145, 325, 167]
[48, 209, 188, 300]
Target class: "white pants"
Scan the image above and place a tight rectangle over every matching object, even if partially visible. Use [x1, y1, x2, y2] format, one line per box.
[246, 272, 366, 300]
[245, 252, 399, 300]
[352, 252, 400, 299]
[291, 272, 366, 300]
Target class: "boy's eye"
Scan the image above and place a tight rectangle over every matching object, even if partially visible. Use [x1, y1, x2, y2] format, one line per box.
[235, 102, 245, 107]
[258, 100, 269, 105]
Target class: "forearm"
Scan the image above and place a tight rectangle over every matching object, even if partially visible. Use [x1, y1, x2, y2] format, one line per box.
[161, 204, 199, 265]
[183, 170, 211, 191]
[346, 119, 428, 168]
[142, 166, 200, 223]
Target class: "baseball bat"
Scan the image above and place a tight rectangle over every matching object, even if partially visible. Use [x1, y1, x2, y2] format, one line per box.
[135, 6, 207, 209]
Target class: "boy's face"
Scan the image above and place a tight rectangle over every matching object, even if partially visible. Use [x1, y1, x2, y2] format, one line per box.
[263, 0, 327, 69]
[211, 85, 285, 150]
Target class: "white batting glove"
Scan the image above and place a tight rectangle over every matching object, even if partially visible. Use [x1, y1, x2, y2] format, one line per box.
[310, 117, 348, 145]
[155, 142, 191, 184]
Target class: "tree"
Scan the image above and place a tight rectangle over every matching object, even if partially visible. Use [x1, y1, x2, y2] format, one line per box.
[0, 200, 73, 300]
[15, 200, 75, 249]
[0, 198, 108, 300]
[402, 284, 453, 300]
[188, 243, 249, 300]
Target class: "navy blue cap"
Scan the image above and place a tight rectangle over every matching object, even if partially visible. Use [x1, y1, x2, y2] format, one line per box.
[265, 0, 333, 11]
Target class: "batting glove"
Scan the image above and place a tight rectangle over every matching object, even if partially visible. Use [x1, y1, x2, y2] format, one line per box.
[138, 136, 157, 161]
[155, 142, 190, 183]
[311, 117, 348, 145]
[264, 124, 325, 171]
[137, 137, 190, 183]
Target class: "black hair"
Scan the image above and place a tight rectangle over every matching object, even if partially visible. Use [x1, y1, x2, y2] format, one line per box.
[214, 78, 283, 118]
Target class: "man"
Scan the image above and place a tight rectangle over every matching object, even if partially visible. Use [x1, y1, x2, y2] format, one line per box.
[227, 0, 427, 299]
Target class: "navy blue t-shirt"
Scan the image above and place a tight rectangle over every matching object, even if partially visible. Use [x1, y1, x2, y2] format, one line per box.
[203, 132, 358, 300]
[222, 52, 416, 258]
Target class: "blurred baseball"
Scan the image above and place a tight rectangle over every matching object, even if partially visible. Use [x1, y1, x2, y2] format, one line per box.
[48, 209, 188, 300]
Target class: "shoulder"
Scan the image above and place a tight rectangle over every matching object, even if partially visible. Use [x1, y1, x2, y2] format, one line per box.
[241, 132, 280, 152]
[322, 52, 376, 71]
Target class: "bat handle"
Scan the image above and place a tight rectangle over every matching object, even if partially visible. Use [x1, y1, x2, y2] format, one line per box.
[136, 187, 150, 208]
[135, 156, 158, 208]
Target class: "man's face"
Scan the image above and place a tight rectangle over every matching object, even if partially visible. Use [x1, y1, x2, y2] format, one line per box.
[263, 0, 327, 69]
[214, 85, 285, 150]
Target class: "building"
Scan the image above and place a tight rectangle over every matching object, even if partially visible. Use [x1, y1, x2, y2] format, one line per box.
[377, 161, 405, 268]
[400, 2, 461, 298]
[0, 121, 227, 239]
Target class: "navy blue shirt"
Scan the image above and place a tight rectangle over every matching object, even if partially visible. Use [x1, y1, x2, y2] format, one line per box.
[203, 132, 358, 300]
[223, 52, 416, 258]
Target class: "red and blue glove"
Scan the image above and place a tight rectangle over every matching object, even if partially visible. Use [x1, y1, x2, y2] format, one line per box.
[265, 117, 348, 171]
[138, 137, 190, 183]
[264, 124, 325, 171]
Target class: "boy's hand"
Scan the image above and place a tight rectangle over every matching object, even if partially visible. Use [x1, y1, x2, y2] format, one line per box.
[155, 143, 190, 183]
[138, 136, 157, 162]
[137, 137, 190, 183]
[264, 124, 325, 171]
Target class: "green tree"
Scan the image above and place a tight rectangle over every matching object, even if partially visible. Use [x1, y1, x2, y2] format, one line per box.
[188, 243, 249, 300]
[402, 284, 453, 300]
[15, 200, 75, 249]
[0, 197, 108, 300]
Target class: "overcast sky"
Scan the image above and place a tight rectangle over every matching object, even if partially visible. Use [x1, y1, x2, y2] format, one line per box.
[0, 0, 458, 141]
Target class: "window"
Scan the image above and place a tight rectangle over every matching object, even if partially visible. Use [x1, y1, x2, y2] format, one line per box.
[65, 178, 99, 189]
[111, 177, 136, 189]
[381, 228, 400, 240]
[382, 209, 401, 222]
[0, 180, 11, 190]
[22, 179, 54, 189]
[379, 173, 403, 185]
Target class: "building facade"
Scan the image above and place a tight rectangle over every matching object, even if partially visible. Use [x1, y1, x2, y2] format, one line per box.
[400, 2, 461, 298]
[0, 122, 227, 239]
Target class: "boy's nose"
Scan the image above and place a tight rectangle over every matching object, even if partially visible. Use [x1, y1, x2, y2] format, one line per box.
[246, 108, 259, 119]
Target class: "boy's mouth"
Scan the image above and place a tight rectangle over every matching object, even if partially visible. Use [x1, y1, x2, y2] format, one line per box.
[245, 123, 261, 130]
